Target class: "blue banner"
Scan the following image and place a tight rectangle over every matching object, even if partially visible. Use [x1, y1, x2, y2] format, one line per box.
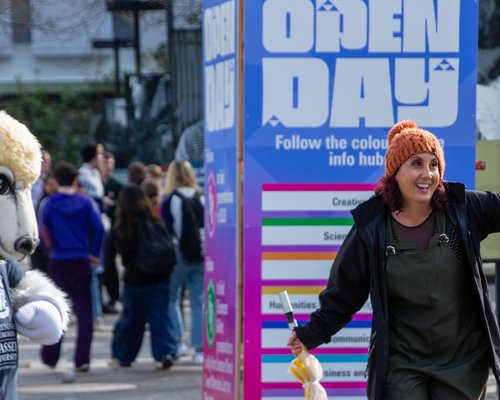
[202, 0, 239, 398]
[245, 0, 478, 186]
[243, 1, 478, 399]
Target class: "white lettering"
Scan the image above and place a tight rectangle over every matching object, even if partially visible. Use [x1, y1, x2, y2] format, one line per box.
[205, 59, 235, 132]
[262, 0, 460, 53]
[204, 0, 236, 133]
[203, 0, 235, 62]
[263, 0, 314, 52]
[396, 58, 459, 126]
[275, 134, 322, 150]
[330, 58, 394, 127]
[262, 58, 329, 127]
[317, 0, 367, 52]
[262, 57, 459, 128]
[260, 0, 461, 128]
[369, 0, 402, 52]
[403, 0, 460, 52]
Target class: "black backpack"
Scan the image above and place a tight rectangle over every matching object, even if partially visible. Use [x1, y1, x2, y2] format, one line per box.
[174, 190, 204, 262]
[135, 219, 176, 276]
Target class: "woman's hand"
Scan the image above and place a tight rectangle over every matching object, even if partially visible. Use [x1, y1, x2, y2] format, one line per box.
[287, 332, 303, 356]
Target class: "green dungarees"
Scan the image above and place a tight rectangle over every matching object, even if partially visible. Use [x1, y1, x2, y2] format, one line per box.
[383, 211, 490, 399]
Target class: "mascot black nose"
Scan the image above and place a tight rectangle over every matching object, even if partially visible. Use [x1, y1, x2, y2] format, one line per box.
[14, 236, 36, 255]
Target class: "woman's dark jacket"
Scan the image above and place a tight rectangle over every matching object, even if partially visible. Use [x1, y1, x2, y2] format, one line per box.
[295, 182, 500, 400]
[104, 218, 171, 286]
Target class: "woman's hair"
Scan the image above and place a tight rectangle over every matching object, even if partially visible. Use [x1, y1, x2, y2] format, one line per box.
[128, 161, 146, 185]
[165, 160, 199, 193]
[375, 175, 448, 212]
[141, 178, 160, 201]
[146, 164, 163, 179]
[115, 184, 158, 239]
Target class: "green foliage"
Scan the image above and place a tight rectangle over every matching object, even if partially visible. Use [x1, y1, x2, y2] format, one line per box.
[152, 42, 169, 72]
[3, 82, 104, 164]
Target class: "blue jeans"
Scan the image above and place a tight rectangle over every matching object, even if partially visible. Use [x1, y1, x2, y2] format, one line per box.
[112, 279, 176, 364]
[91, 266, 103, 319]
[169, 246, 204, 349]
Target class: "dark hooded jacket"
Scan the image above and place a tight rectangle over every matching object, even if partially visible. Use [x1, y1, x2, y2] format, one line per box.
[295, 182, 500, 400]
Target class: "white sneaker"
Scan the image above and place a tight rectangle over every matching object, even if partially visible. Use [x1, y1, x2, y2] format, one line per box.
[176, 342, 189, 358]
[192, 352, 203, 365]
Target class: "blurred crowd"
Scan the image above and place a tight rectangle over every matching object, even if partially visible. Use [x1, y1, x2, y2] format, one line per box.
[30, 142, 204, 372]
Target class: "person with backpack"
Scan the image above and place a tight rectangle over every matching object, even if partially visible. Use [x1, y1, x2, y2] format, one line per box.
[105, 184, 177, 369]
[161, 160, 205, 365]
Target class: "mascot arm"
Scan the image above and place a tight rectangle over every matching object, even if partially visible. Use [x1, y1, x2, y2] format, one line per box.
[11, 270, 71, 344]
[15, 300, 64, 345]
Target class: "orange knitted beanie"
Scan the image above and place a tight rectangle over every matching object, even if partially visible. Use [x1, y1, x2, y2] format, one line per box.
[385, 120, 445, 178]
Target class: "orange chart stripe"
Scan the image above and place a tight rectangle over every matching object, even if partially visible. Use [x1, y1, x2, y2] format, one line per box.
[262, 286, 324, 295]
[262, 252, 337, 260]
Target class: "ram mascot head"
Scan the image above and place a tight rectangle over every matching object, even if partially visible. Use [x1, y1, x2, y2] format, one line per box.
[0, 111, 42, 260]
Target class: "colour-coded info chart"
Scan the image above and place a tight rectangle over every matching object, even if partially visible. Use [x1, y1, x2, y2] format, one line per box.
[259, 183, 374, 400]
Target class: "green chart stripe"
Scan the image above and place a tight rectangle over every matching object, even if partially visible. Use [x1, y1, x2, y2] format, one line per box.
[262, 218, 354, 226]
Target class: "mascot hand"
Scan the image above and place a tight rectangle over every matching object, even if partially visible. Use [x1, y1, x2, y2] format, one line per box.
[15, 300, 63, 345]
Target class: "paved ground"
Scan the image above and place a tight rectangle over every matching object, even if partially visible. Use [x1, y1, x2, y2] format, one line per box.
[17, 313, 202, 400]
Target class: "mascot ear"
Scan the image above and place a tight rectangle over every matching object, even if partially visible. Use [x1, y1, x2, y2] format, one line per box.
[0, 110, 42, 187]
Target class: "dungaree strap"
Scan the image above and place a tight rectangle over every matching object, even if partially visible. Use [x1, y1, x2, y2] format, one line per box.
[429, 211, 449, 247]
[385, 210, 448, 256]
[385, 213, 417, 256]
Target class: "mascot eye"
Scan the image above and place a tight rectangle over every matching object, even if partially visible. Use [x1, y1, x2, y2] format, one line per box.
[0, 174, 11, 195]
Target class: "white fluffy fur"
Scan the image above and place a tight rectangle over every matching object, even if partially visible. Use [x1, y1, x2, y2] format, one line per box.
[11, 270, 71, 332]
[0, 111, 41, 188]
[0, 111, 42, 260]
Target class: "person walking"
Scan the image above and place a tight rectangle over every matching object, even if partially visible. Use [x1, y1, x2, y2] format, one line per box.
[78, 143, 106, 323]
[161, 160, 205, 364]
[31, 149, 52, 211]
[100, 151, 123, 314]
[30, 172, 58, 273]
[39, 161, 105, 372]
[78, 143, 105, 212]
[287, 120, 500, 400]
[105, 184, 177, 369]
[101, 151, 123, 228]
[141, 178, 161, 216]
[127, 161, 146, 185]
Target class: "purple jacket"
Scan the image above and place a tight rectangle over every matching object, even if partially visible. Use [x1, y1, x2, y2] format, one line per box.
[40, 192, 104, 260]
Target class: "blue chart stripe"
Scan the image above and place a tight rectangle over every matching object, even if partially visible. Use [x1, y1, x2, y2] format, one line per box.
[262, 320, 371, 329]
[263, 354, 368, 363]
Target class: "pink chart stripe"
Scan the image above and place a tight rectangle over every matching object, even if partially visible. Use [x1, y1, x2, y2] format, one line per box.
[262, 313, 371, 322]
[262, 245, 341, 252]
[263, 183, 376, 191]
[262, 211, 353, 218]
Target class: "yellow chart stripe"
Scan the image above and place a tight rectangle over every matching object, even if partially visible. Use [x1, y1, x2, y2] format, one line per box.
[262, 286, 324, 295]
[262, 252, 337, 260]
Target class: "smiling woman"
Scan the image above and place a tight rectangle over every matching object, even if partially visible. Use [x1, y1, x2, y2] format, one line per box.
[287, 120, 500, 400]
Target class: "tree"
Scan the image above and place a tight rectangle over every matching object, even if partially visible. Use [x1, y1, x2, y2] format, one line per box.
[4, 82, 104, 164]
